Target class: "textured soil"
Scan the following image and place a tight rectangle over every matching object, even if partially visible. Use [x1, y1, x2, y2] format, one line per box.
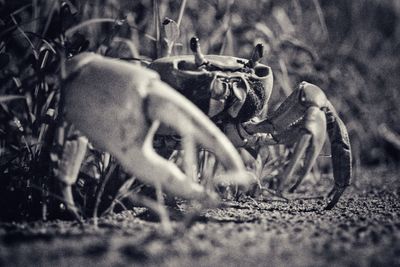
[1, 167, 399, 267]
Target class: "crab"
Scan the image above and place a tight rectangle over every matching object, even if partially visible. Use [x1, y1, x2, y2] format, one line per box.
[62, 52, 253, 206]
[148, 37, 352, 209]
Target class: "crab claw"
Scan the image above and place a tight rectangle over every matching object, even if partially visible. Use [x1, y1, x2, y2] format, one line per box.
[64, 53, 251, 201]
[242, 81, 351, 209]
[145, 79, 254, 188]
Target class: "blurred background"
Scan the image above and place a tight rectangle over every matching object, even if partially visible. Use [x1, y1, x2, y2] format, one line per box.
[0, 0, 399, 220]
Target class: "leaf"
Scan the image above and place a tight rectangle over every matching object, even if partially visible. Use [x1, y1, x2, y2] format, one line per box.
[255, 22, 275, 40]
[0, 53, 10, 69]
[0, 95, 26, 103]
[115, 177, 137, 200]
[272, 7, 295, 35]
[163, 17, 179, 44]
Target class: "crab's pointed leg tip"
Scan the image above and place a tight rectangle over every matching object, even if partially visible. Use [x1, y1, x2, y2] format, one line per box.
[287, 185, 297, 193]
[324, 186, 346, 210]
[324, 201, 336, 210]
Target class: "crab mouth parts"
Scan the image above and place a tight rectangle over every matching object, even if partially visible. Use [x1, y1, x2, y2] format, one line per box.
[206, 72, 267, 123]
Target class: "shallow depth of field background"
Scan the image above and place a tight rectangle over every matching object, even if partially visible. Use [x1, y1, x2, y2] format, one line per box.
[0, 0, 399, 221]
[0, 1, 400, 266]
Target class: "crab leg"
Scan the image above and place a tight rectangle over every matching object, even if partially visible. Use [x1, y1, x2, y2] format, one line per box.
[324, 101, 352, 209]
[242, 82, 351, 209]
[283, 106, 327, 193]
[282, 134, 311, 191]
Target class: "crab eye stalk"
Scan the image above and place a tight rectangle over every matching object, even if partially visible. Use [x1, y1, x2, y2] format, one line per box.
[246, 43, 264, 68]
[189, 37, 199, 53]
[190, 37, 208, 67]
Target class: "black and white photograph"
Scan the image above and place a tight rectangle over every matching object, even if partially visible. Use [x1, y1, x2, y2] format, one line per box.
[0, 0, 399, 266]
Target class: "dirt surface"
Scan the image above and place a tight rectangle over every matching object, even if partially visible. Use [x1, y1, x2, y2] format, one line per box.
[1, 167, 399, 267]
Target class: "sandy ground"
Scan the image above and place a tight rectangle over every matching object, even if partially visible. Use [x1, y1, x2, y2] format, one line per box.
[0, 166, 399, 267]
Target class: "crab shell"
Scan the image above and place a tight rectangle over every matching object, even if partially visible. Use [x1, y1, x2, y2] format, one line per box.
[149, 55, 274, 122]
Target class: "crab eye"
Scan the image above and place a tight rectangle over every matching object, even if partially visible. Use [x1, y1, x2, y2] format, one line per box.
[254, 66, 269, 77]
[211, 78, 229, 99]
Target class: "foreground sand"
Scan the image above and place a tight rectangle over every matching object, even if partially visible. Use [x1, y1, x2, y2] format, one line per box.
[1, 167, 399, 267]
